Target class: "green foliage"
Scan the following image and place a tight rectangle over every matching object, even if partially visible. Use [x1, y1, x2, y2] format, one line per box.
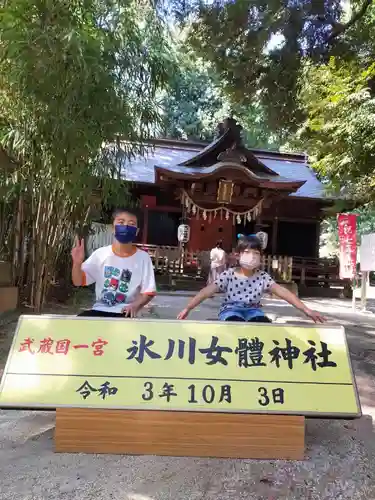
[288, 58, 375, 201]
[0, 0, 174, 310]
[160, 38, 284, 148]
[165, 0, 374, 134]
[288, 54, 375, 248]
[160, 48, 228, 140]
[235, 103, 285, 150]
[321, 206, 375, 257]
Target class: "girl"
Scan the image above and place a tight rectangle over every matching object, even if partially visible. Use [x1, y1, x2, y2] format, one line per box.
[177, 235, 325, 323]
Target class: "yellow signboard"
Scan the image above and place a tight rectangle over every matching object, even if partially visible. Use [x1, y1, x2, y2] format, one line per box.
[0, 315, 361, 417]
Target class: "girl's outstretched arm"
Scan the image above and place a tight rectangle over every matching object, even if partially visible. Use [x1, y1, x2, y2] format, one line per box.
[270, 283, 327, 323]
[177, 283, 219, 320]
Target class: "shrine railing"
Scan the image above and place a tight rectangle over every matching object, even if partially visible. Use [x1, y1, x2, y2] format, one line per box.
[136, 244, 293, 282]
[291, 256, 344, 286]
[89, 236, 343, 286]
[136, 244, 204, 277]
[261, 255, 293, 282]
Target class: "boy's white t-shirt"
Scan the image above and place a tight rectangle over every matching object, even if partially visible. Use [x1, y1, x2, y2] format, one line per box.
[81, 246, 156, 313]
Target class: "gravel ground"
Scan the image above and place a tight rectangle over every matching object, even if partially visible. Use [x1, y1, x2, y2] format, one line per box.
[0, 294, 375, 500]
[0, 412, 374, 500]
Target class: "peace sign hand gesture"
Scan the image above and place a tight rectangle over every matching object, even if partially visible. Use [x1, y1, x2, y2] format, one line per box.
[71, 238, 85, 265]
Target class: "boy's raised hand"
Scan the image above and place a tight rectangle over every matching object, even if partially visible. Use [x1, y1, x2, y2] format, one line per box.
[177, 308, 189, 320]
[71, 237, 85, 265]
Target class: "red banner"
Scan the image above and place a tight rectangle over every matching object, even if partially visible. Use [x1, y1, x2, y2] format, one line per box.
[337, 214, 357, 279]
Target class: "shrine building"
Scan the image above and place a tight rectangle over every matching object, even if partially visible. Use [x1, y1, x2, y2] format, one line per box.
[116, 118, 332, 259]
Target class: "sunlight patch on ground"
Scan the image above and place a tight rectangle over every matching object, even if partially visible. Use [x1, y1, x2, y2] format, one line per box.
[355, 372, 375, 423]
[126, 494, 155, 500]
[361, 405, 375, 423]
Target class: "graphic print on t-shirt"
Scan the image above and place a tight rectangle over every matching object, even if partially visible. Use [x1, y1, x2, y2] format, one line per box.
[100, 266, 133, 307]
[109, 278, 119, 291]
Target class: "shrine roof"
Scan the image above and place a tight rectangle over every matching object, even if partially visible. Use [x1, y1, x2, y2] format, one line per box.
[119, 143, 326, 199]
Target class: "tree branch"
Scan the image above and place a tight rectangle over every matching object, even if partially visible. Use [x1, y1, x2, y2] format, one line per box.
[327, 0, 374, 42]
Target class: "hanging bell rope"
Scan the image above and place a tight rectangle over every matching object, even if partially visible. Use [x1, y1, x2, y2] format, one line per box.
[181, 189, 264, 225]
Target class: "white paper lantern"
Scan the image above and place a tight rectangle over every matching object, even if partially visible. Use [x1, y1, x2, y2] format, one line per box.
[256, 231, 268, 250]
[177, 224, 190, 243]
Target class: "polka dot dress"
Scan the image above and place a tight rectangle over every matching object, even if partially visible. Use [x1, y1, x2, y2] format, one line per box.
[214, 268, 275, 309]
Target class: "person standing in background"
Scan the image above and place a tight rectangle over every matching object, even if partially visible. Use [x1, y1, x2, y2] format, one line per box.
[208, 240, 226, 284]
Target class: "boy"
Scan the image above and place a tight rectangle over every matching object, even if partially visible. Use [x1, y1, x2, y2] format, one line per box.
[71, 208, 156, 318]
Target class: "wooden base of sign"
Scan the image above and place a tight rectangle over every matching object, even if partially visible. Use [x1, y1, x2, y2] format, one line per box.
[55, 409, 305, 460]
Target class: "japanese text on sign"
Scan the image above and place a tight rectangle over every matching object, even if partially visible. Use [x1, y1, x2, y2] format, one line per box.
[19, 333, 338, 372]
[0, 316, 361, 417]
[338, 213, 357, 279]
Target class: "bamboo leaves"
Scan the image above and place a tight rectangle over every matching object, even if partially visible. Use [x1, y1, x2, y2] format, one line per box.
[0, 0, 174, 311]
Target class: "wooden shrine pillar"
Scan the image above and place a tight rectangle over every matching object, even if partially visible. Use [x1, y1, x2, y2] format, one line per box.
[254, 204, 265, 234]
[140, 195, 156, 245]
[142, 208, 149, 244]
[272, 216, 278, 254]
[314, 221, 321, 259]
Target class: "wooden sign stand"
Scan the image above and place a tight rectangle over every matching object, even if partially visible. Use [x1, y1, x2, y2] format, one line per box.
[55, 408, 305, 460]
